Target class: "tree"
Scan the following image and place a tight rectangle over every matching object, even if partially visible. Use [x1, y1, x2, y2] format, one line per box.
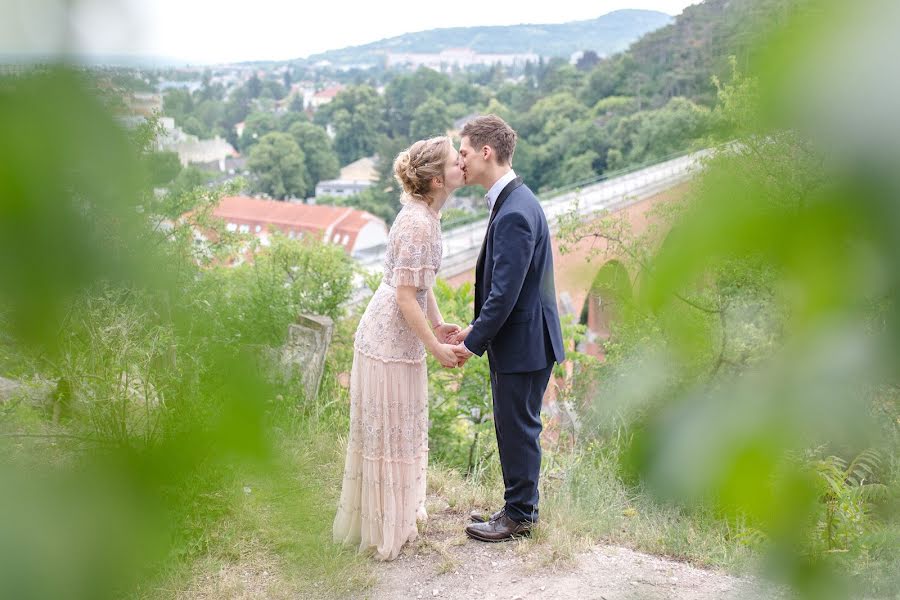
[279, 110, 307, 133]
[247, 132, 308, 200]
[246, 73, 262, 99]
[181, 115, 206, 138]
[163, 88, 193, 125]
[196, 73, 225, 102]
[448, 79, 489, 107]
[288, 122, 340, 197]
[557, 150, 599, 187]
[166, 165, 212, 200]
[580, 54, 632, 107]
[519, 91, 587, 138]
[409, 97, 452, 141]
[523, 60, 537, 88]
[516, 116, 604, 192]
[611, 97, 712, 165]
[482, 98, 513, 124]
[259, 79, 286, 100]
[145, 151, 182, 187]
[223, 85, 252, 131]
[373, 134, 408, 202]
[606, 148, 625, 171]
[288, 93, 305, 113]
[384, 68, 452, 138]
[226, 233, 355, 327]
[576, 50, 601, 71]
[238, 111, 278, 152]
[540, 62, 583, 94]
[496, 81, 539, 114]
[591, 96, 640, 118]
[318, 85, 385, 164]
[507, 139, 545, 190]
[194, 99, 225, 135]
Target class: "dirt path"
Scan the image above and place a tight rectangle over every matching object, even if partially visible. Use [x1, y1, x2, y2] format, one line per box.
[359, 497, 778, 600]
[178, 493, 780, 600]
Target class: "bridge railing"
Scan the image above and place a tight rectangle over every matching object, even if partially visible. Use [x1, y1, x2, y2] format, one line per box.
[349, 145, 720, 305]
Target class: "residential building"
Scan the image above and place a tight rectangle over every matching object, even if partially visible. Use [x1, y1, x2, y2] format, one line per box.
[124, 92, 163, 117]
[315, 156, 379, 199]
[309, 85, 344, 109]
[386, 48, 539, 72]
[209, 196, 388, 257]
[170, 136, 237, 171]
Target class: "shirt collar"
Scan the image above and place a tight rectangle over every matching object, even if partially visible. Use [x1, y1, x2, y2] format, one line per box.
[484, 169, 517, 211]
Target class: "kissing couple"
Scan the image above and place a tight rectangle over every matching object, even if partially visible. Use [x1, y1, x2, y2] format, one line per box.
[333, 115, 565, 560]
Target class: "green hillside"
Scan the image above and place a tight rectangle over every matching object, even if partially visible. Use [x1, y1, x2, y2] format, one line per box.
[583, 0, 802, 107]
[303, 10, 672, 65]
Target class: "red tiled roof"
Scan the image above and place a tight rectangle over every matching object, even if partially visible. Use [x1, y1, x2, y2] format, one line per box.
[332, 209, 376, 237]
[208, 196, 382, 252]
[328, 208, 380, 249]
[313, 85, 343, 99]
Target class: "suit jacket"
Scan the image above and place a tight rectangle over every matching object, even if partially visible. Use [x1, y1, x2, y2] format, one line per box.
[466, 177, 566, 374]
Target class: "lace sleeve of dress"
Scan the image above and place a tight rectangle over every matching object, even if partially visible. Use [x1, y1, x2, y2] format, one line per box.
[391, 213, 437, 290]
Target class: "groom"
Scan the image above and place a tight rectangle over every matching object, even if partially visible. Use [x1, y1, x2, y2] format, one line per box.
[452, 115, 565, 542]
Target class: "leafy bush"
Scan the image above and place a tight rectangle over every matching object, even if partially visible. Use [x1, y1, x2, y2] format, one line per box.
[427, 280, 592, 475]
[0, 67, 357, 599]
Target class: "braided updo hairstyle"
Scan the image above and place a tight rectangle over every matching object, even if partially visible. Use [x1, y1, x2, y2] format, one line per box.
[393, 135, 452, 206]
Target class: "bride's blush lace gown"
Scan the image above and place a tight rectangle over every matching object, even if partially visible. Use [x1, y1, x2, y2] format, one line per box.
[332, 199, 442, 561]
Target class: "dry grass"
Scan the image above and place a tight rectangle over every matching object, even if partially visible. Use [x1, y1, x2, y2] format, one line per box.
[139, 415, 755, 600]
[424, 445, 755, 576]
[137, 418, 376, 600]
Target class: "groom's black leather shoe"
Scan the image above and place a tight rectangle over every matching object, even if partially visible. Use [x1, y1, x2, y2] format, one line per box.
[469, 507, 504, 523]
[465, 513, 533, 542]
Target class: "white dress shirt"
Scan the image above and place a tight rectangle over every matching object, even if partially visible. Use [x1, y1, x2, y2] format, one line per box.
[484, 169, 517, 212]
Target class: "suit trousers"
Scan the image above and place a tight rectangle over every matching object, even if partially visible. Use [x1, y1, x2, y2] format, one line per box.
[489, 362, 554, 524]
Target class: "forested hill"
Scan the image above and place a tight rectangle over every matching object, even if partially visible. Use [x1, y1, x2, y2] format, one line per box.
[151, 0, 809, 216]
[302, 10, 672, 65]
[582, 0, 800, 108]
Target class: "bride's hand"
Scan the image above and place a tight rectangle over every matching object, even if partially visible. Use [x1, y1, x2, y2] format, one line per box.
[434, 323, 461, 344]
[430, 343, 460, 368]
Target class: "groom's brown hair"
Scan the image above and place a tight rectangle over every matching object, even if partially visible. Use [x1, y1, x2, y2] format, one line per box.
[460, 115, 517, 166]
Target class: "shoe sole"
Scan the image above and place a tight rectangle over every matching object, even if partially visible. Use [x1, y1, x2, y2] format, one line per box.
[464, 528, 531, 543]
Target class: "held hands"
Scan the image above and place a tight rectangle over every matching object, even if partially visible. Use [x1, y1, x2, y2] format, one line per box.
[433, 322, 461, 344]
[451, 325, 472, 345]
[431, 324, 474, 369]
[452, 343, 473, 367]
[431, 342, 473, 369]
[431, 343, 461, 368]
[449, 326, 474, 367]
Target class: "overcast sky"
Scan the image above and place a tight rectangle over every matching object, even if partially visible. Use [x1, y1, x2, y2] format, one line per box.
[3, 0, 701, 64]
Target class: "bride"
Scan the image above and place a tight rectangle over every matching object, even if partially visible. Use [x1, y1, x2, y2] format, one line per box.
[333, 135, 465, 560]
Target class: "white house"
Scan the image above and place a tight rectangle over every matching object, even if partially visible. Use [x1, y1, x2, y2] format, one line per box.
[315, 156, 379, 199]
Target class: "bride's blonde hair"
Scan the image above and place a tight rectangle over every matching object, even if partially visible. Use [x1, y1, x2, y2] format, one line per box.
[393, 136, 452, 206]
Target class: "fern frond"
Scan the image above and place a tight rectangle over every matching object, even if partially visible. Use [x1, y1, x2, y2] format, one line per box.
[844, 448, 881, 486]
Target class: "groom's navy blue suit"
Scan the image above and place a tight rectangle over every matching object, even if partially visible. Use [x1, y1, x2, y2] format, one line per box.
[464, 176, 565, 524]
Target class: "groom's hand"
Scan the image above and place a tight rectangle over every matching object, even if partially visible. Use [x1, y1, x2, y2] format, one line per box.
[452, 325, 472, 345]
[452, 343, 474, 367]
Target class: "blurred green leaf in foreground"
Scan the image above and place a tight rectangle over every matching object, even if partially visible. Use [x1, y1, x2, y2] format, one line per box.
[564, 1, 900, 597]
